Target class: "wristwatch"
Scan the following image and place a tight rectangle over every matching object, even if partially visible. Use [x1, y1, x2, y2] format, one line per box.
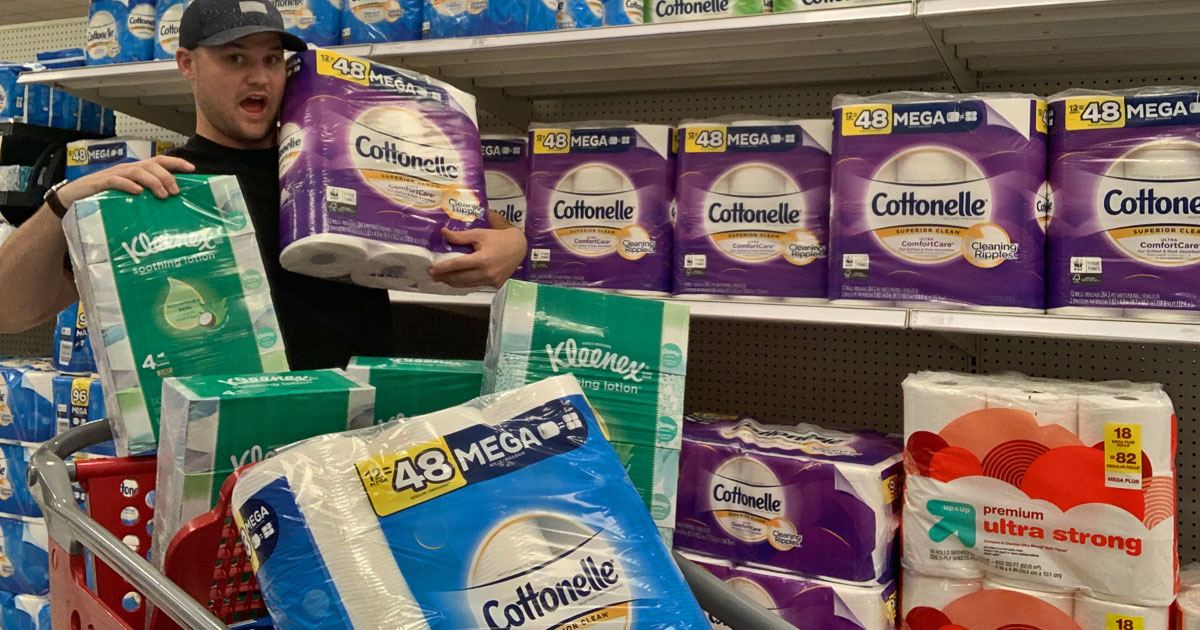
[44, 180, 70, 219]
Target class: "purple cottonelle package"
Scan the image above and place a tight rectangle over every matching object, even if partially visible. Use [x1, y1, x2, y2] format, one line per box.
[829, 92, 1049, 311]
[525, 123, 675, 295]
[675, 414, 903, 584]
[684, 552, 898, 630]
[278, 49, 490, 295]
[482, 135, 528, 280]
[674, 117, 831, 301]
[1047, 87, 1200, 321]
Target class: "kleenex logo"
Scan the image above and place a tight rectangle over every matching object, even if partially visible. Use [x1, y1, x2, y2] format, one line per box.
[546, 339, 647, 382]
[121, 228, 219, 265]
[217, 375, 317, 387]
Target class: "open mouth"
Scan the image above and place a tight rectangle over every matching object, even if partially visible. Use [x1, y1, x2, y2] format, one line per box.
[240, 96, 268, 115]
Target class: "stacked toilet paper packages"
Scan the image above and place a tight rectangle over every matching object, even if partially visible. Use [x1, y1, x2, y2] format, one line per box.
[1177, 564, 1200, 630]
[1047, 87, 1200, 321]
[0, 514, 48, 598]
[345, 356, 483, 423]
[482, 280, 688, 540]
[52, 302, 96, 375]
[66, 139, 170, 181]
[63, 174, 290, 456]
[343, 0, 421, 43]
[151, 369, 374, 567]
[0, 592, 50, 630]
[674, 117, 832, 301]
[231, 375, 711, 630]
[86, 0, 156, 65]
[274, 0, 342, 46]
[674, 414, 903, 588]
[52, 374, 114, 456]
[279, 49, 490, 296]
[559, 0, 641, 29]
[901, 371, 1177, 630]
[0, 63, 33, 122]
[525, 123, 675, 295]
[830, 92, 1049, 311]
[424, 0, 530, 38]
[684, 552, 898, 630]
[481, 135, 528, 279]
[0, 361, 56, 444]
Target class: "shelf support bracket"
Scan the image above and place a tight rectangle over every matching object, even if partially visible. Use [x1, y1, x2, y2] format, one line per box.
[920, 22, 977, 93]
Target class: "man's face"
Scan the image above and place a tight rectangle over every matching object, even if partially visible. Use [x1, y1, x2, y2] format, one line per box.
[178, 33, 286, 148]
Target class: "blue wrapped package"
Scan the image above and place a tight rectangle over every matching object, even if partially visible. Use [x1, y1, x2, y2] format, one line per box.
[272, 0, 342, 46]
[66, 139, 165, 180]
[0, 363, 55, 443]
[79, 100, 104, 133]
[0, 64, 32, 122]
[53, 302, 96, 374]
[53, 376, 115, 457]
[525, 0, 556, 31]
[0, 592, 50, 630]
[0, 441, 42, 518]
[36, 49, 86, 130]
[154, 0, 191, 59]
[425, 0, 525, 38]
[341, 0, 421, 44]
[559, 0, 639, 28]
[232, 375, 710, 630]
[102, 108, 117, 135]
[0, 515, 48, 596]
[86, 0, 156, 65]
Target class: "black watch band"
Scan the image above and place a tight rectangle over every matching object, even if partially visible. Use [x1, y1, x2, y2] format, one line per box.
[44, 181, 69, 219]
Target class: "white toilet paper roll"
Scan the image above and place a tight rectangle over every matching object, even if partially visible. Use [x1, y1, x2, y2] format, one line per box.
[471, 516, 559, 583]
[727, 165, 789, 196]
[1077, 388, 1175, 475]
[566, 165, 627, 194]
[351, 245, 433, 290]
[983, 578, 1074, 617]
[903, 372, 989, 437]
[901, 571, 981, 615]
[1073, 593, 1168, 630]
[1048, 306, 1126, 319]
[896, 149, 968, 185]
[987, 386, 1079, 434]
[485, 171, 523, 199]
[1124, 308, 1200, 322]
[1123, 146, 1200, 181]
[279, 234, 370, 279]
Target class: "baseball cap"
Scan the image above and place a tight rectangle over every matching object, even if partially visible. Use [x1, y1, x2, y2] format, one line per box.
[179, 0, 307, 52]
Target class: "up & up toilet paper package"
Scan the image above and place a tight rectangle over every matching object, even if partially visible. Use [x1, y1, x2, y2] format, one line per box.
[63, 174, 290, 456]
[0, 593, 50, 630]
[0, 514, 48, 595]
[232, 375, 711, 630]
[153, 0, 190, 59]
[86, 0, 156, 65]
[342, 0, 421, 43]
[271, 0, 342, 46]
[643, 0, 761, 23]
[1047, 87, 1200, 321]
[482, 135, 528, 279]
[0, 362, 55, 443]
[674, 414, 903, 584]
[279, 49, 490, 295]
[902, 371, 1177, 607]
[52, 375, 115, 457]
[53, 302, 96, 375]
[345, 357, 483, 423]
[66, 140, 167, 181]
[151, 369, 374, 567]
[830, 92, 1049, 311]
[482, 280, 688, 533]
[674, 117, 832, 301]
[525, 123, 675, 294]
[685, 553, 898, 630]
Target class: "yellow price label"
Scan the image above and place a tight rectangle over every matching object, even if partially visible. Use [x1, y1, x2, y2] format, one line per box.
[532, 129, 571, 154]
[71, 378, 91, 408]
[1035, 100, 1049, 134]
[316, 49, 371, 86]
[67, 145, 89, 167]
[1106, 614, 1143, 630]
[841, 104, 893, 136]
[356, 438, 466, 517]
[1064, 96, 1126, 131]
[881, 473, 900, 505]
[1104, 422, 1143, 477]
[683, 126, 727, 153]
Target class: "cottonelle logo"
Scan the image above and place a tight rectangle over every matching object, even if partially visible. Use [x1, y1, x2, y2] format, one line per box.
[120, 228, 220, 265]
[711, 457, 798, 550]
[486, 172, 526, 228]
[653, 0, 728, 18]
[129, 3, 156, 39]
[1095, 141, 1200, 266]
[157, 4, 185, 54]
[87, 11, 118, 60]
[549, 164, 652, 259]
[350, 105, 463, 210]
[702, 164, 821, 265]
[278, 123, 304, 176]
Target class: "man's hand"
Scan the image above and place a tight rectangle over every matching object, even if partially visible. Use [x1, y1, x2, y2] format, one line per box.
[429, 225, 528, 288]
[56, 155, 196, 208]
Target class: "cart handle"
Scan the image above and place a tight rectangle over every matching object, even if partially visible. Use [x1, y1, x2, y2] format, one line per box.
[28, 419, 228, 630]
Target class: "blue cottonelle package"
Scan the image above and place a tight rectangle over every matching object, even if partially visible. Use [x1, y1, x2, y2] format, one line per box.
[560, 0, 639, 27]
[0, 64, 32, 122]
[342, 0, 421, 44]
[0, 592, 50, 630]
[53, 376, 115, 457]
[87, 0, 156, 65]
[53, 302, 96, 374]
[424, 0, 526, 38]
[525, 0, 557, 31]
[0, 363, 55, 443]
[233, 375, 710, 630]
[0, 515, 49, 595]
[0, 441, 42, 518]
[66, 139, 166, 180]
[272, 0, 342, 46]
[36, 49, 86, 130]
[154, 0, 191, 60]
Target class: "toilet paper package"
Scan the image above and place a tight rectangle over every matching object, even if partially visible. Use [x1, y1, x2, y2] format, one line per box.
[66, 139, 168, 181]
[901, 571, 1081, 630]
[0, 64, 32, 122]
[674, 118, 832, 299]
[0, 363, 55, 443]
[560, 0, 642, 29]
[643, 0, 762, 23]
[900, 569, 983, 617]
[154, 0, 189, 59]
[424, 0, 527, 38]
[151, 369, 374, 567]
[0, 593, 50, 630]
[342, 0, 421, 43]
[36, 49, 86, 131]
[526, 0, 559, 31]
[983, 577, 1074, 617]
[1073, 592, 1168, 630]
[279, 50, 490, 293]
[231, 375, 711, 630]
[675, 414, 903, 584]
[0, 441, 42, 518]
[688, 553, 898, 630]
[102, 108, 117, 136]
[1047, 87, 1200, 319]
[0, 166, 31, 193]
[86, 0, 156, 65]
[271, 0, 342, 46]
[63, 174, 290, 456]
[525, 123, 674, 293]
[830, 92, 1049, 311]
[902, 371, 1177, 605]
[52, 375, 115, 456]
[53, 302, 96, 374]
[0, 514, 48, 595]
[345, 356, 483, 423]
[482, 135, 528, 279]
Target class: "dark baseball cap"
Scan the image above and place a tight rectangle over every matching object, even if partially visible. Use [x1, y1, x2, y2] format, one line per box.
[179, 0, 307, 52]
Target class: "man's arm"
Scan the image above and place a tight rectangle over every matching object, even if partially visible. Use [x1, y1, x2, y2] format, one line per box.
[428, 210, 528, 288]
[0, 155, 195, 334]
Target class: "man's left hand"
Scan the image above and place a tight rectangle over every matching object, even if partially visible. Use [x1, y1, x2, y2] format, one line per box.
[429, 225, 528, 288]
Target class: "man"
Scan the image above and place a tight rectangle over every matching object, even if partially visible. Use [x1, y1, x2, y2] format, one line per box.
[0, 0, 526, 369]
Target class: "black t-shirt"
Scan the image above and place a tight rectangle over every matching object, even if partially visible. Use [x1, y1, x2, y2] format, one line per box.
[167, 136, 392, 370]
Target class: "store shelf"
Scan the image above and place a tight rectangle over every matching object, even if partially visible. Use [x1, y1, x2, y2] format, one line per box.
[909, 309, 1200, 344]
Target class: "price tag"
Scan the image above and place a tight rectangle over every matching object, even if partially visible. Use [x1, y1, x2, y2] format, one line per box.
[840, 104, 893, 136]
[532, 129, 571, 154]
[1064, 97, 1126, 131]
[316, 50, 370, 86]
[1106, 614, 1143, 630]
[683, 126, 727, 153]
[1104, 422, 1143, 489]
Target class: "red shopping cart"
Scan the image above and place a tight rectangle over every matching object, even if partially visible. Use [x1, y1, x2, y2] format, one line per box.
[30, 419, 793, 630]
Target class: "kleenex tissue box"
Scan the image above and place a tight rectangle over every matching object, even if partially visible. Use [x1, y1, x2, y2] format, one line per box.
[346, 357, 483, 423]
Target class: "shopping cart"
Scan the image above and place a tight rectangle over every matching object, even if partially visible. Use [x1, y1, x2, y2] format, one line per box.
[30, 419, 795, 630]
